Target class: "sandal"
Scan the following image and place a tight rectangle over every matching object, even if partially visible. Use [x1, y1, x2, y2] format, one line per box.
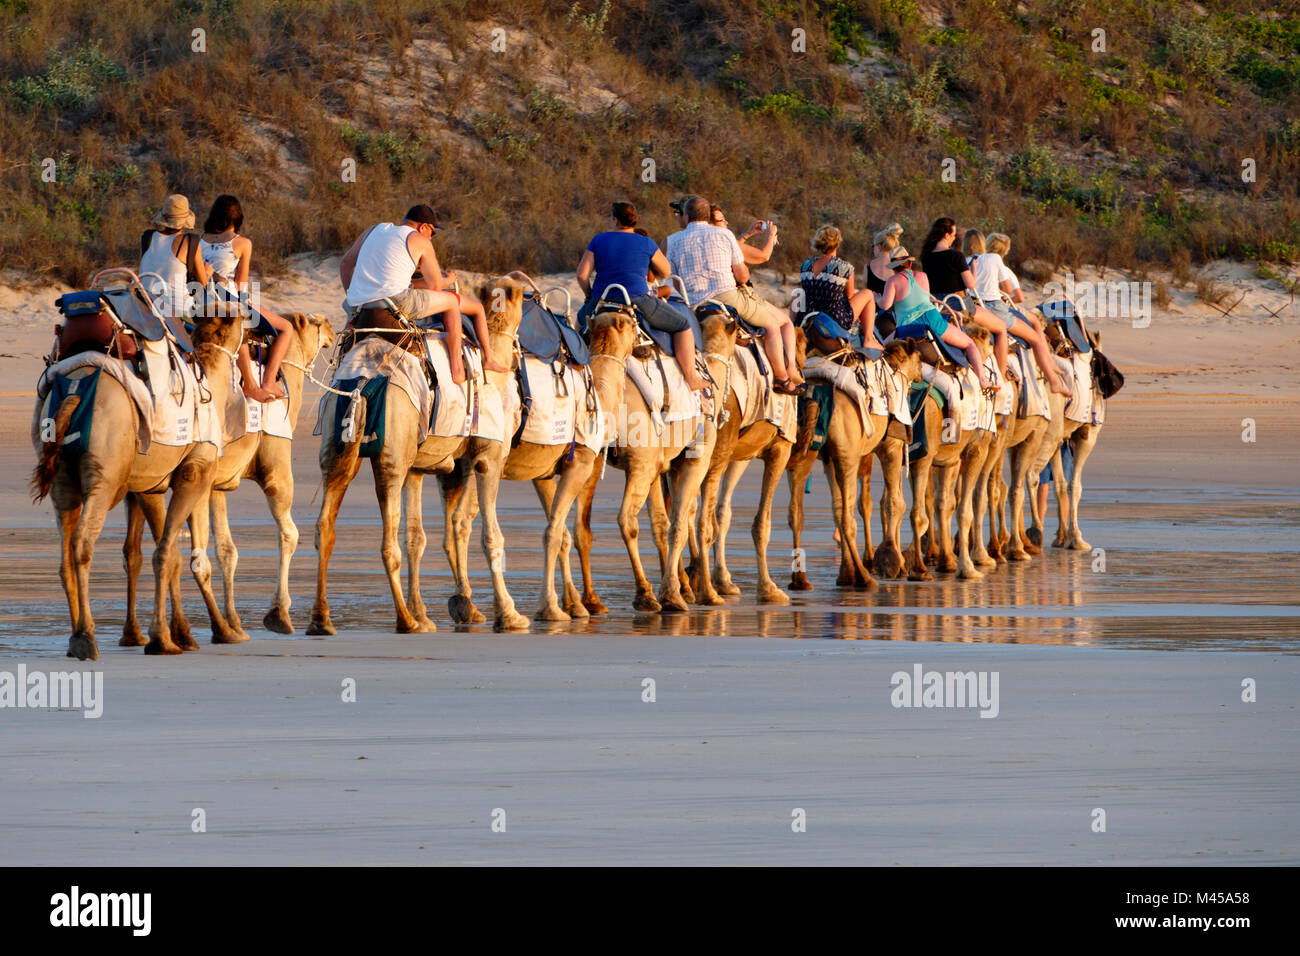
[773, 378, 806, 396]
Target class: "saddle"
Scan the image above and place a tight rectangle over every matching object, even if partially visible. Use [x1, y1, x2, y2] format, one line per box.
[1038, 298, 1092, 354]
[520, 293, 590, 365]
[891, 322, 968, 370]
[798, 311, 878, 363]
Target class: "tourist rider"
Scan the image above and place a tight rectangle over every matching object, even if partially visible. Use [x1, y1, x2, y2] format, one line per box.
[798, 223, 881, 349]
[338, 204, 505, 383]
[666, 195, 804, 394]
[575, 202, 706, 390]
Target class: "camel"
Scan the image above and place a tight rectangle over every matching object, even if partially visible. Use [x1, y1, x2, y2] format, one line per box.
[118, 312, 335, 645]
[33, 310, 245, 660]
[574, 306, 738, 613]
[1025, 326, 1106, 551]
[309, 276, 527, 635]
[785, 339, 925, 590]
[453, 296, 636, 623]
[904, 327, 997, 581]
[989, 344, 1056, 562]
[692, 329, 807, 606]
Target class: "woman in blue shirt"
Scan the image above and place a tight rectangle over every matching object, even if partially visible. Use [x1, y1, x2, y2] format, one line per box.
[576, 202, 705, 390]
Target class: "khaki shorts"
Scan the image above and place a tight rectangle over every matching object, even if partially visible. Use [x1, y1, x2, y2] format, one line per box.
[713, 286, 766, 325]
[389, 287, 448, 321]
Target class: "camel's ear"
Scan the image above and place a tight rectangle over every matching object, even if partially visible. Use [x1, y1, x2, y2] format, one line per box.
[1092, 330, 1102, 347]
[478, 283, 490, 308]
[289, 312, 309, 334]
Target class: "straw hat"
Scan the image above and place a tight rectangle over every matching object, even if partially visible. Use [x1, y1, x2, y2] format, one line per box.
[150, 194, 195, 230]
[888, 245, 914, 269]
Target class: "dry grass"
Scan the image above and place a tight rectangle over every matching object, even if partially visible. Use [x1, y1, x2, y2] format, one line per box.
[1, 0, 1297, 285]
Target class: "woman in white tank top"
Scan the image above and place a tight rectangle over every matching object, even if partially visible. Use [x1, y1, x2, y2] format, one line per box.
[138, 194, 199, 318]
[199, 195, 294, 403]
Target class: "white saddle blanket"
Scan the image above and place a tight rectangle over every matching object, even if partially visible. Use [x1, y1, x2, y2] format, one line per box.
[618, 349, 704, 447]
[1016, 348, 1051, 421]
[506, 356, 604, 453]
[328, 335, 505, 444]
[240, 359, 293, 440]
[731, 345, 797, 443]
[1062, 353, 1093, 424]
[33, 342, 224, 454]
[866, 357, 912, 427]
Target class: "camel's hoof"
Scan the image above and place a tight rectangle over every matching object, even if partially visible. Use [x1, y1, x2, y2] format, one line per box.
[1051, 537, 1067, 549]
[119, 625, 147, 648]
[938, 558, 958, 574]
[210, 627, 247, 645]
[494, 610, 531, 632]
[633, 593, 661, 613]
[448, 594, 477, 625]
[396, 616, 437, 634]
[788, 571, 814, 591]
[873, 549, 906, 580]
[563, 599, 590, 619]
[854, 574, 878, 591]
[144, 637, 183, 656]
[582, 595, 608, 615]
[306, 617, 336, 636]
[1025, 528, 1042, 547]
[716, 579, 740, 597]
[957, 567, 985, 581]
[263, 607, 294, 634]
[909, 569, 934, 582]
[536, 603, 571, 623]
[681, 583, 696, 604]
[1070, 538, 1091, 551]
[657, 593, 689, 614]
[759, 587, 791, 605]
[1006, 549, 1030, 563]
[177, 630, 202, 651]
[975, 556, 998, 571]
[698, 590, 725, 607]
[67, 633, 99, 661]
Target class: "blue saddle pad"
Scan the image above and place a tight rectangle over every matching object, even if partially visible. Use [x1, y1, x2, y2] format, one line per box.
[634, 296, 703, 357]
[806, 310, 877, 358]
[1038, 299, 1091, 353]
[519, 295, 589, 365]
[58, 289, 167, 341]
[894, 322, 969, 369]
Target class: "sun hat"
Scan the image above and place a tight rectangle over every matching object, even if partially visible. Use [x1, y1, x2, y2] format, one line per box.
[151, 194, 195, 230]
[888, 245, 914, 269]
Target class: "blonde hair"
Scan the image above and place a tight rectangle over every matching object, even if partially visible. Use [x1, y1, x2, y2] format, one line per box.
[873, 222, 903, 252]
[812, 224, 841, 255]
[987, 232, 1011, 256]
[962, 228, 986, 257]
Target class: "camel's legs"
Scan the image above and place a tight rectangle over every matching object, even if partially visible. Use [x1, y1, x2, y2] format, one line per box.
[933, 464, 961, 574]
[713, 459, 750, 596]
[57, 502, 84, 655]
[147, 456, 216, 654]
[786, 450, 817, 590]
[258, 451, 299, 634]
[1064, 428, 1099, 550]
[308, 455, 361, 636]
[439, 461, 483, 624]
[473, 450, 529, 631]
[402, 472, 435, 631]
[66, 478, 120, 660]
[752, 446, 792, 604]
[187, 485, 242, 646]
[874, 439, 908, 579]
[534, 461, 593, 622]
[858, 453, 876, 565]
[826, 445, 874, 589]
[648, 472, 669, 579]
[657, 447, 712, 612]
[370, 458, 423, 633]
[908, 455, 935, 581]
[955, 453, 987, 580]
[209, 489, 243, 634]
[121, 492, 164, 647]
[575, 452, 606, 614]
[618, 464, 660, 612]
[695, 453, 730, 606]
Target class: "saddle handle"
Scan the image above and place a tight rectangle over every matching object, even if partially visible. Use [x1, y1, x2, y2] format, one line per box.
[597, 283, 632, 307]
[541, 286, 573, 323]
[504, 270, 544, 296]
[666, 274, 692, 308]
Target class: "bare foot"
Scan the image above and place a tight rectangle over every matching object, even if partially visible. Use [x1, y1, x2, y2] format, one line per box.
[1049, 379, 1072, 396]
[260, 380, 285, 400]
[683, 371, 709, 391]
[482, 357, 509, 374]
[450, 363, 467, 385]
[242, 383, 275, 403]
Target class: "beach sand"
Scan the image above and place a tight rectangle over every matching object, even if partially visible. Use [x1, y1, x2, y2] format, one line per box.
[0, 260, 1296, 864]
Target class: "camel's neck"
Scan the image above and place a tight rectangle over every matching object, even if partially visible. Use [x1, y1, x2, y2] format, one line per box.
[486, 329, 516, 393]
[589, 350, 629, 421]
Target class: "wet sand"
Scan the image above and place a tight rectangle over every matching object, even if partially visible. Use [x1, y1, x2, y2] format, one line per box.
[0, 290, 1297, 863]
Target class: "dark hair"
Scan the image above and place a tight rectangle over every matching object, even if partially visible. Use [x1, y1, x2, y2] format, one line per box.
[612, 202, 637, 227]
[204, 194, 244, 234]
[633, 227, 649, 237]
[921, 217, 956, 255]
[686, 196, 711, 222]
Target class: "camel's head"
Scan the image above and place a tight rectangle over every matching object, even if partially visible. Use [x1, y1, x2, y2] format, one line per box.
[1043, 321, 1071, 356]
[480, 277, 526, 337]
[791, 325, 808, 371]
[883, 337, 925, 383]
[967, 325, 994, 362]
[285, 312, 335, 365]
[190, 310, 243, 354]
[587, 307, 638, 362]
[1092, 329, 1102, 348]
[698, 306, 739, 359]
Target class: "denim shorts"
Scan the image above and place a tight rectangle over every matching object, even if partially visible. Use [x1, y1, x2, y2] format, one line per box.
[1040, 441, 1074, 483]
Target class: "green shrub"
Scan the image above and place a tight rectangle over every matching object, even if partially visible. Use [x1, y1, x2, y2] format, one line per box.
[340, 123, 427, 173]
[4, 42, 126, 112]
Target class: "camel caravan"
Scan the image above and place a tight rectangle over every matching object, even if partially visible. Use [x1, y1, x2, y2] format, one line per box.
[31, 195, 1122, 659]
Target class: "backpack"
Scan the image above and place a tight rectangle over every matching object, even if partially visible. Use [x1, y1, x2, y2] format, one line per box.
[1090, 348, 1124, 398]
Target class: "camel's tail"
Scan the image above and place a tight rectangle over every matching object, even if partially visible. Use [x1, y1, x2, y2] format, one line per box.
[790, 392, 819, 464]
[31, 394, 81, 503]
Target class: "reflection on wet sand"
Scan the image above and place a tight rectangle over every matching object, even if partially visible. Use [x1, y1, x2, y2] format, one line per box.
[2, 483, 1298, 654]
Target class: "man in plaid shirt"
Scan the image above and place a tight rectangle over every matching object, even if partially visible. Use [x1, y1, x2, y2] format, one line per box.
[665, 195, 804, 393]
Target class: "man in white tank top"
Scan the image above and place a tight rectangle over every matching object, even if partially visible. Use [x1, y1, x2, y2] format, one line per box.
[341, 204, 502, 383]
